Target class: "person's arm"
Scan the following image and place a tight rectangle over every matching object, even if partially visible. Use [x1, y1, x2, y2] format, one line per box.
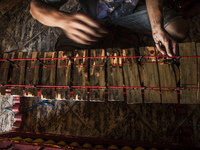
[30, 0, 107, 45]
[146, 0, 176, 57]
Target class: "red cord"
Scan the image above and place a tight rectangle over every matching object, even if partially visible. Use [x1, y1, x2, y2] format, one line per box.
[57, 65, 71, 68]
[0, 59, 6, 61]
[71, 56, 106, 59]
[36, 85, 69, 88]
[27, 66, 39, 69]
[3, 85, 34, 88]
[1, 55, 200, 62]
[43, 65, 56, 68]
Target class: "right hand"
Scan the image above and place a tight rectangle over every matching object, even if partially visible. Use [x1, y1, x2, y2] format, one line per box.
[152, 27, 177, 58]
[59, 13, 108, 45]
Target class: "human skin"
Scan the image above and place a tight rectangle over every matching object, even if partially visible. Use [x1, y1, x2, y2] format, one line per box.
[146, 0, 175, 57]
[30, 0, 189, 57]
[30, 0, 107, 45]
[146, 0, 189, 57]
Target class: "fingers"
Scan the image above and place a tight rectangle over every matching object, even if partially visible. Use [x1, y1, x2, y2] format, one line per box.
[63, 13, 108, 45]
[74, 14, 100, 28]
[153, 30, 177, 58]
[71, 21, 103, 38]
[162, 39, 177, 58]
[172, 40, 177, 55]
[67, 34, 90, 45]
[155, 43, 166, 55]
[156, 40, 177, 58]
[163, 40, 172, 57]
[158, 36, 177, 58]
[74, 14, 108, 34]
[67, 29, 97, 45]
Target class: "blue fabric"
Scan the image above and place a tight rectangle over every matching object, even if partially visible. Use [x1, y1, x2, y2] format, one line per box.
[37, 0, 181, 32]
[101, 2, 181, 32]
[38, 0, 139, 19]
[97, 0, 139, 20]
[4, 100, 53, 114]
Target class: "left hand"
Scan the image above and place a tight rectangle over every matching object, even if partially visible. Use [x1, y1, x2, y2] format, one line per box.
[152, 28, 177, 57]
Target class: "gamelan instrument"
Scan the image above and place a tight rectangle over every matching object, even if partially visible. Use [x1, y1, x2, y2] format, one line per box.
[0, 42, 200, 104]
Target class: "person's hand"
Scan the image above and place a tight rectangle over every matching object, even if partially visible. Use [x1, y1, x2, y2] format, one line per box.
[152, 28, 176, 57]
[58, 13, 107, 45]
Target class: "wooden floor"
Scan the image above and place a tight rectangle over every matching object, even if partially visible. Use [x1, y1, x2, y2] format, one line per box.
[0, 0, 200, 147]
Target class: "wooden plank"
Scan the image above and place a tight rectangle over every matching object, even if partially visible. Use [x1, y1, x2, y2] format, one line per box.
[179, 42, 198, 104]
[11, 52, 27, 96]
[0, 53, 11, 95]
[89, 49, 105, 102]
[197, 43, 200, 103]
[0, 53, 11, 85]
[139, 47, 161, 103]
[122, 48, 142, 104]
[107, 48, 124, 101]
[41, 52, 57, 100]
[157, 49, 178, 103]
[25, 52, 41, 97]
[73, 50, 88, 101]
[56, 51, 72, 100]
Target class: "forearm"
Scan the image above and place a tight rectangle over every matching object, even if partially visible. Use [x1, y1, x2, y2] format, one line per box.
[30, 0, 69, 29]
[146, 0, 164, 33]
[30, 0, 107, 45]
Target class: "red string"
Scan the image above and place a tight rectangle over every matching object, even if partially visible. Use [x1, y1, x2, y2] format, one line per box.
[39, 58, 67, 60]
[71, 86, 104, 88]
[27, 66, 39, 69]
[90, 64, 103, 66]
[1, 55, 200, 62]
[108, 56, 140, 58]
[90, 63, 137, 66]
[108, 64, 122, 66]
[8, 58, 36, 61]
[0, 66, 9, 69]
[3, 85, 34, 88]
[43, 65, 56, 68]
[36, 85, 69, 88]
[0, 59, 6, 61]
[57, 65, 71, 68]
[71, 56, 105, 59]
